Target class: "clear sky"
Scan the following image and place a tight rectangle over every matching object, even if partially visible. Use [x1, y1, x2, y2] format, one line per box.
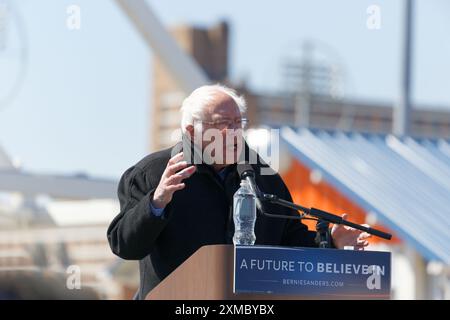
[0, 0, 449, 179]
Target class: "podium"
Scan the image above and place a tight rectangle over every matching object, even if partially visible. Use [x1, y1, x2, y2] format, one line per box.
[146, 244, 391, 300]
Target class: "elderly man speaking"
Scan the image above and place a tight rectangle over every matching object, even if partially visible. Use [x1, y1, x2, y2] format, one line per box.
[107, 84, 371, 299]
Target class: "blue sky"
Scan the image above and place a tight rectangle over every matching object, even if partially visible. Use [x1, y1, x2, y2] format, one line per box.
[0, 0, 449, 179]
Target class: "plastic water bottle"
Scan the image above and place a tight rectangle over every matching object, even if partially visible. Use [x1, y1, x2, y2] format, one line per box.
[233, 179, 256, 245]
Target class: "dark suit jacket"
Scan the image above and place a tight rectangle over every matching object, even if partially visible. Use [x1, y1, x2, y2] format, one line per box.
[107, 141, 319, 299]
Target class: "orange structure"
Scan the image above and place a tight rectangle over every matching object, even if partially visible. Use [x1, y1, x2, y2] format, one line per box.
[282, 159, 399, 244]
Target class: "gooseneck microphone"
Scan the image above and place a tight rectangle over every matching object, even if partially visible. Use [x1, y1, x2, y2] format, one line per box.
[237, 163, 304, 220]
[237, 163, 264, 213]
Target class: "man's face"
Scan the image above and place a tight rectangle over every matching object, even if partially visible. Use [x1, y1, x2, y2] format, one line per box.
[190, 92, 245, 167]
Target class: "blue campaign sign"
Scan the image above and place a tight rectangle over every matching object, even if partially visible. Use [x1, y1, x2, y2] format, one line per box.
[234, 245, 391, 298]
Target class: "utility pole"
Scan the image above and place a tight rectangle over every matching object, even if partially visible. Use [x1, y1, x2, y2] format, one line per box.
[394, 0, 414, 136]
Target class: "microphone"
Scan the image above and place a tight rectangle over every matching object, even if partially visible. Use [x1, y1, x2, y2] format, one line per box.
[237, 163, 265, 213]
[237, 163, 303, 220]
[237, 163, 310, 221]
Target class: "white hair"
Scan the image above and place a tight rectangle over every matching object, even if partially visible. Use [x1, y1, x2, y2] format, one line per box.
[180, 84, 247, 133]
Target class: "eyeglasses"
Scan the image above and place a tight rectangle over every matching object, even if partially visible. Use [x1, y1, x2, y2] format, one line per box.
[195, 118, 249, 130]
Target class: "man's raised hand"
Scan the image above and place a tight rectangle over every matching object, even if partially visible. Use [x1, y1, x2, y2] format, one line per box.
[151, 152, 196, 209]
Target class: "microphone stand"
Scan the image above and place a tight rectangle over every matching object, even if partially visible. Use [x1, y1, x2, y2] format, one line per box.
[260, 193, 392, 248]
